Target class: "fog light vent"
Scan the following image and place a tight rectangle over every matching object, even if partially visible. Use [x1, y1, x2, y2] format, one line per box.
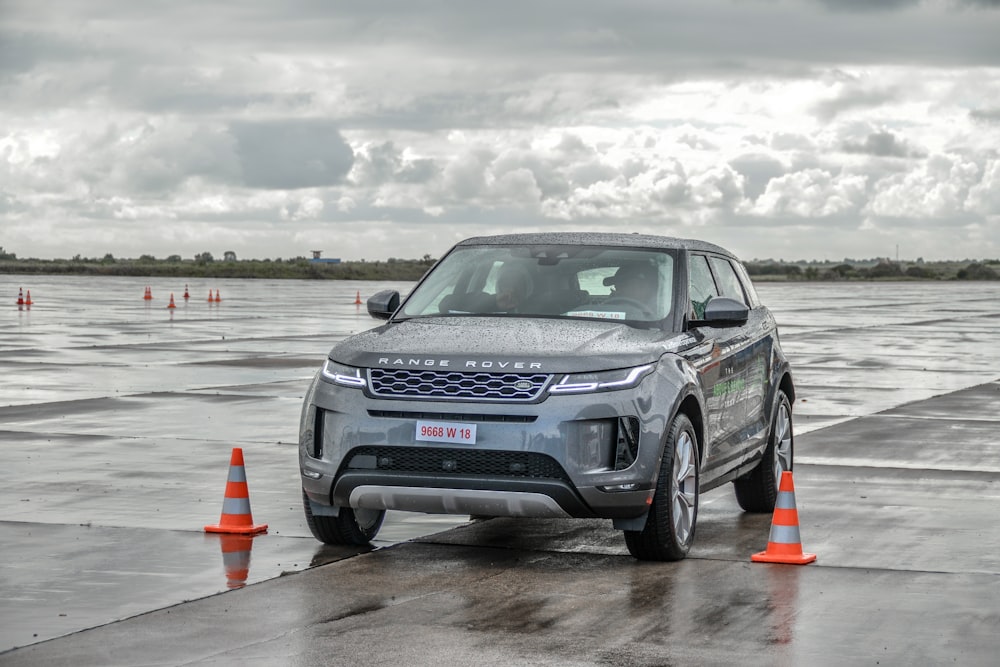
[613, 417, 640, 470]
[312, 409, 324, 459]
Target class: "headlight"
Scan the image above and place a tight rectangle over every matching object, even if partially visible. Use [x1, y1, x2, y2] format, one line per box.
[548, 364, 654, 395]
[321, 359, 367, 388]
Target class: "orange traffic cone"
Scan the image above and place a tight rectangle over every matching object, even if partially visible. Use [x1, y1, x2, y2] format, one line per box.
[183, 284, 190, 300]
[167, 293, 176, 309]
[217, 534, 255, 589]
[354, 290, 362, 305]
[144, 286, 153, 300]
[214, 289, 222, 303]
[16, 287, 24, 305]
[751, 471, 816, 565]
[25, 290, 32, 306]
[204, 448, 268, 535]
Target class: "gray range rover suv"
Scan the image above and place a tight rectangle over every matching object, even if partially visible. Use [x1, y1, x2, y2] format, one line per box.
[299, 232, 794, 561]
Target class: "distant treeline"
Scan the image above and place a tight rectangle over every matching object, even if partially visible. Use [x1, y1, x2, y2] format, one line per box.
[0, 250, 437, 281]
[745, 259, 1000, 281]
[1, 247, 998, 281]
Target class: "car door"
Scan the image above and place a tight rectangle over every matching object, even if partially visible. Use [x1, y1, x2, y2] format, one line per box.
[728, 257, 777, 460]
[679, 253, 751, 482]
[705, 255, 772, 463]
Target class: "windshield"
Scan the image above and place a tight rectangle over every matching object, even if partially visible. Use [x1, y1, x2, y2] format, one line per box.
[398, 244, 676, 324]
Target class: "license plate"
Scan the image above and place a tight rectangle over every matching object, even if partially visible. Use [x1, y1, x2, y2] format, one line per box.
[415, 420, 477, 445]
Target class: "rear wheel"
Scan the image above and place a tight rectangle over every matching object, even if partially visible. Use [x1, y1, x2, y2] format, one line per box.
[734, 390, 793, 512]
[624, 413, 699, 561]
[302, 490, 385, 545]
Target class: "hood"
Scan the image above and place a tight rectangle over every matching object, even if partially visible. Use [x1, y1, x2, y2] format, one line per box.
[331, 316, 695, 373]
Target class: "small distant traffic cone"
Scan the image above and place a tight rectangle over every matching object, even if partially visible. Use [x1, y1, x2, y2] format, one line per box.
[204, 448, 268, 535]
[217, 534, 255, 589]
[183, 284, 190, 300]
[354, 290, 362, 305]
[214, 289, 222, 303]
[167, 293, 176, 309]
[751, 471, 816, 565]
[144, 286, 153, 300]
[25, 290, 32, 306]
[16, 287, 24, 305]
[208, 290, 214, 302]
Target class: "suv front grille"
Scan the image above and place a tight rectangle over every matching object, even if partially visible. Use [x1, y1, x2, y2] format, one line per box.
[367, 369, 552, 402]
[343, 446, 570, 482]
[368, 410, 536, 423]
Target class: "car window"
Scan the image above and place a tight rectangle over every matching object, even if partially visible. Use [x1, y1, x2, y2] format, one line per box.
[732, 260, 760, 308]
[709, 256, 747, 305]
[576, 267, 618, 297]
[399, 244, 677, 325]
[688, 254, 718, 319]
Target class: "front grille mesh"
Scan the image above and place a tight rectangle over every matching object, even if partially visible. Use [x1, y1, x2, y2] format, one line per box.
[368, 410, 536, 423]
[344, 446, 570, 482]
[368, 369, 551, 401]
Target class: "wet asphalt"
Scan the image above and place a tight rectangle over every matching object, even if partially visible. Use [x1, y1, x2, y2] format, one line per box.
[1, 277, 999, 665]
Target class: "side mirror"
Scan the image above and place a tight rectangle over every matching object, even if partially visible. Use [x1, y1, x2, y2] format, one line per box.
[367, 290, 400, 320]
[702, 297, 749, 326]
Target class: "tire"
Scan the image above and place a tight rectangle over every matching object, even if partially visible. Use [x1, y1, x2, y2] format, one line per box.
[734, 390, 793, 513]
[302, 490, 385, 545]
[624, 413, 699, 561]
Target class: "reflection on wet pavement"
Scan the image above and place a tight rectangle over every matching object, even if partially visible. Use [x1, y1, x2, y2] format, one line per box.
[758, 281, 1000, 434]
[1, 277, 999, 651]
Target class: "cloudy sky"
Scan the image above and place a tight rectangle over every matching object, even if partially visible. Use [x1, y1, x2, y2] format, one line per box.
[2, 1, 999, 262]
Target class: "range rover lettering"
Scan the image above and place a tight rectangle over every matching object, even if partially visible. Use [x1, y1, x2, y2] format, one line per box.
[299, 233, 794, 561]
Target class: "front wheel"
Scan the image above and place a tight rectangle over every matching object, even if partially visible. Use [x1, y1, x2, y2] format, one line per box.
[624, 413, 699, 561]
[734, 390, 793, 512]
[302, 490, 385, 545]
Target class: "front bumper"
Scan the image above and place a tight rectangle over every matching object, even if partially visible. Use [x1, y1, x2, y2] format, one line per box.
[299, 368, 684, 519]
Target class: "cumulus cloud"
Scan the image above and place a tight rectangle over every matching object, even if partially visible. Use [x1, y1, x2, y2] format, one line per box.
[280, 195, 325, 221]
[690, 165, 745, 209]
[349, 142, 405, 188]
[812, 84, 900, 122]
[440, 147, 496, 202]
[230, 120, 354, 190]
[751, 169, 868, 218]
[965, 158, 1000, 215]
[2, 1, 1000, 261]
[866, 154, 981, 218]
[970, 108, 1000, 124]
[108, 122, 242, 193]
[729, 155, 788, 201]
[841, 131, 925, 158]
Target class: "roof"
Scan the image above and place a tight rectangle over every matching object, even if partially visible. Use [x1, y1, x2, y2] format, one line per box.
[456, 232, 737, 258]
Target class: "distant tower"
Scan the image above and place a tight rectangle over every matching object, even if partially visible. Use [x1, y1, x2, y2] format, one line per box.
[311, 250, 323, 259]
